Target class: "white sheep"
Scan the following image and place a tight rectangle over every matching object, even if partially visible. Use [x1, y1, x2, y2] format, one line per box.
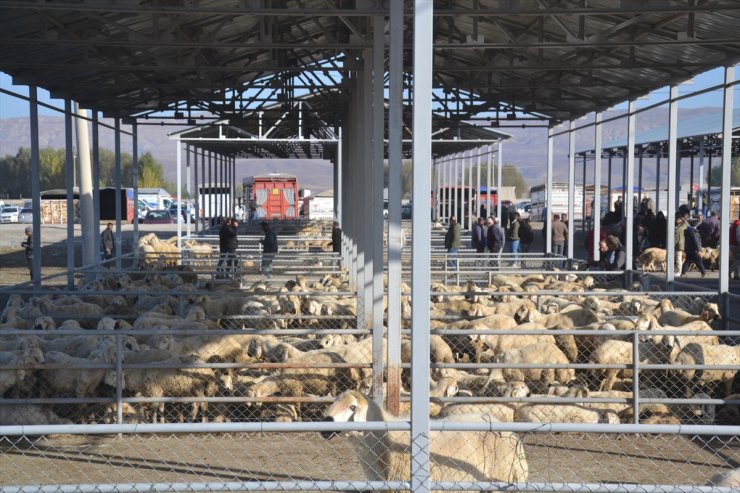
[674, 343, 739, 397]
[0, 404, 72, 425]
[322, 390, 529, 488]
[42, 346, 118, 399]
[515, 403, 619, 424]
[496, 342, 574, 394]
[0, 347, 45, 395]
[588, 339, 672, 391]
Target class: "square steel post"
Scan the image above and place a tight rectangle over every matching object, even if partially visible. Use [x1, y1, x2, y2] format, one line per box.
[64, 99, 74, 288]
[387, 0, 403, 415]
[193, 146, 199, 235]
[567, 121, 576, 259]
[719, 66, 734, 313]
[29, 87, 41, 289]
[176, 139, 182, 250]
[92, 112, 101, 264]
[132, 122, 139, 245]
[666, 85, 679, 285]
[593, 113, 603, 260]
[114, 118, 122, 269]
[546, 128, 554, 253]
[625, 100, 637, 277]
[497, 142, 503, 222]
[411, 1, 433, 490]
[486, 144, 493, 217]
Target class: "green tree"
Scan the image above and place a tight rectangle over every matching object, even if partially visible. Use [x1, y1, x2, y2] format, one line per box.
[502, 164, 529, 198]
[707, 158, 740, 187]
[138, 152, 171, 189]
[39, 147, 67, 191]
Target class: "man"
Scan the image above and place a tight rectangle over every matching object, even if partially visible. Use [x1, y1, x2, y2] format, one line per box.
[519, 217, 534, 268]
[698, 210, 720, 248]
[21, 226, 33, 280]
[551, 213, 567, 256]
[259, 220, 278, 280]
[731, 214, 740, 279]
[507, 212, 521, 266]
[471, 217, 486, 253]
[675, 213, 687, 276]
[101, 222, 115, 262]
[444, 215, 461, 268]
[224, 218, 239, 274]
[682, 218, 706, 277]
[330, 221, 342, 254]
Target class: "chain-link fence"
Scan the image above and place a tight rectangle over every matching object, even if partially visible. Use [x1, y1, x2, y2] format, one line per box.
[2, 253, 739, 491]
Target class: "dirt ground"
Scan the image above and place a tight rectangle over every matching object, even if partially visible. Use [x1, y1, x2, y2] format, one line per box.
[1, 432, 737, 489]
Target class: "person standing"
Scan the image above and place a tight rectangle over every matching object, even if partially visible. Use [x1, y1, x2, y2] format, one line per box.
[551, 213, 567, 256]
[675, 213, 687, 276]
[223, 218, 239, 275]
[519, 217, 534, 267]
[101, 222, 115, 263]
[471, 217, 486, 254]
[698, 210, 720, 248]
[21, 226, 33, 280]
[444, 215, 461, 268]
[486, 216, 505, 269]
[330, 221, 342, 254]
[731, 215, 740, 279]
[259, 220, 278, 280]
[682, 219, 706, 277]
[507, 212, 521, 266]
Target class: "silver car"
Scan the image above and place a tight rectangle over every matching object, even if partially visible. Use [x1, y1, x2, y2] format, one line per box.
[0, 206, 19, 223]
[18, 208, 34, 224]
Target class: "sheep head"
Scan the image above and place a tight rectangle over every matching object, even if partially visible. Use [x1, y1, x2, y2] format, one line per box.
[322, 390, 369, 439]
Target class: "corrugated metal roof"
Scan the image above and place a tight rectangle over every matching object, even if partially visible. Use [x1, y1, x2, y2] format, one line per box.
[1, 1, 739, 129]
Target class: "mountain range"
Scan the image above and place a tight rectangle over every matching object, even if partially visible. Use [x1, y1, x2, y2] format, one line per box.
[0, 106, 720, 195]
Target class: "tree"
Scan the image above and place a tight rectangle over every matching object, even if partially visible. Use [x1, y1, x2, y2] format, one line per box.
[707, 158, 740, 187]
[138, 152, 171, 189]
[502, 164, 530, 198]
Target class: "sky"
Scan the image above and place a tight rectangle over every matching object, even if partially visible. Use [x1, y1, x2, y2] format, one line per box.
[1, 66, 736, 120]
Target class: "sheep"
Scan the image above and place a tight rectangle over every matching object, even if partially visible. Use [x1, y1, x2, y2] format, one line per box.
[588, 339, 673, 392]
[322, 390, 529, 489]
[39, 334, 112, 358]
[706, 467, 740, 488]
[38, 298, 104, 328]
[659, 302, 721, 327]
[638, 247, 667, 272]
[634, 314, 718, 361]
[401, 335, 455, 379]
[0, 404, 72, 425]
[397, 377, 460, 417]
[495, 343, 574, 394]
[146, 333, 250, 363]
[699, 247, 720, 271]
[514, 403, 619, 424]
[122, 353, 219, 423]
[0, 347, 45, 395]
[41, 346, 119, 399]
[674, 343, 740, 397]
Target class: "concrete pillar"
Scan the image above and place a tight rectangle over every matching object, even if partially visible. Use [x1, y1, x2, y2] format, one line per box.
[666, 85, 679, 285]
[719, 66, 734, 308]
[75, 102, 96, 270]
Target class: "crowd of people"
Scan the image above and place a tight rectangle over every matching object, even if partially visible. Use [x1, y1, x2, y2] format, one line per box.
[445, 211, 534, 268]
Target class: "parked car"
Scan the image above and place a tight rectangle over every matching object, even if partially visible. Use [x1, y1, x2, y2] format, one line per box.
[401, 203, 413, 219]
[0, 206, 20, 223]
[142, 209, 175, 224]
[168, 202, 195, 223]
[18, 207, 34, 224]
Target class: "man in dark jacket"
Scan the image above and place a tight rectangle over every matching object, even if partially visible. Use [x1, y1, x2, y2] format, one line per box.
[471, 217, 486, 253]
[217, 218, 239, 277]
[330, 221, 342, 254]
[259, 221, 278, 280]
[21, 226, 33, 280]
[697, 210, 720, 248]
[444, 215, 461, 268]
[101, 222, 115, 262]
[682, 220, 706, 277]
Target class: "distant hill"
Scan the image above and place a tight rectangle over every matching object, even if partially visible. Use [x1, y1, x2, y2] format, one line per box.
[0, 106, 720, 196]
[0, 117, 335, 193]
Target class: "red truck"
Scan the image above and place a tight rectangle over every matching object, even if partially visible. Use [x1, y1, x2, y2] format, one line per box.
[243, 174, 299, 220]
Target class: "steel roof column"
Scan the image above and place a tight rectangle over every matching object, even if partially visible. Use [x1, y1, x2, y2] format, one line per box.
[476, 147, 482, 218]
[132, 122, 139, 245]
[625, 100, 637, 279]
[497, 142, 503, 223]
[698, 141, 705, 214]
[411, 1, 433, 490]
[656, 151, 661, 214]
[64, 99, 74, 288]
[455, 152, 461, 222]
[207, 151, 212, 228]
[719, 66, 734, 315]
[77, 103, 95, 272]
[176, 139, 182, 250]
[546, 128, 553, 253]
[638, 147, 644, 210]
[29, 87, 41, 289]
[567, 121, 576, 259]
[467, 149, 474, 226]
[201, 149, 206, 232]
[666, 85, 679, 286]
[460, 151, 466, 227]
[446, 159, 451, 220]
[336, 127, 342, 225]
[371, 13, 385, 403]
[186, 144, 192, 238]
[114, 118, 122, 269]
[607, 153, 613, 213]
[622, 154, 627, 220]
[218, 154, 223, 220]
[593, 113, 603, 261]
[92, 112, 101, 266]
[386, 0, 403, 416]
[486, 145, 493, 218]
[193, 146, 199, 235]
[582, 154, 587, 235]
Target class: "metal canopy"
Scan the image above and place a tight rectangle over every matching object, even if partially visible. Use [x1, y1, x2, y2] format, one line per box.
[2, 1, 740, 126]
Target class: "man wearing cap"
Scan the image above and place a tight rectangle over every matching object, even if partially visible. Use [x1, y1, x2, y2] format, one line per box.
[21, 226, 33, 280]
[259, 221, 278, 280]
[101, 222, 115, 262]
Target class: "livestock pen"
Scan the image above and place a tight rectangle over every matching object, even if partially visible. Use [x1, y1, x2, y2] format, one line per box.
[2, 238, 740, 492]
